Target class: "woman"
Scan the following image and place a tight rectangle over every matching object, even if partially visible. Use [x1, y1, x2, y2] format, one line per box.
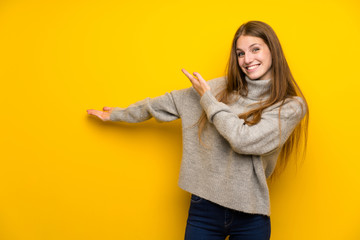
[87, 20, 309, 240]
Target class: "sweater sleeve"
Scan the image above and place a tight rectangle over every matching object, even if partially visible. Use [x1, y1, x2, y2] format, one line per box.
[199, 90, 307, 155]
[109, 91, 181, 123]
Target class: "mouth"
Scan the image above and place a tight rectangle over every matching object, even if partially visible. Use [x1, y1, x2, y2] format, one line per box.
[245, 64, 261, 72]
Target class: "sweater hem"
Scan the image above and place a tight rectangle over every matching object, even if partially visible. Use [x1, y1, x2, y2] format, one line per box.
[177, 160, 271, 217]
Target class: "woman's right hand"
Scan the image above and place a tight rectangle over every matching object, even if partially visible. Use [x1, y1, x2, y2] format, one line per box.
[87, 106, 114, 121]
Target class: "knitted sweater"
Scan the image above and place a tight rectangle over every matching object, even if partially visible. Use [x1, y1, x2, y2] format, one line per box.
[110, 75, 307, 216]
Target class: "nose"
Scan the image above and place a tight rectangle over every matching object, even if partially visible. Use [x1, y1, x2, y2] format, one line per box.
[244, 53, 254, 65]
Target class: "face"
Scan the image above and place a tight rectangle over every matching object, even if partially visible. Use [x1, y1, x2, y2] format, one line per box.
[236, 35, 273, 80]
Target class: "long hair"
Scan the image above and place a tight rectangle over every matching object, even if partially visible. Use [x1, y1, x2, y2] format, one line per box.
[197, 21, 309, 181]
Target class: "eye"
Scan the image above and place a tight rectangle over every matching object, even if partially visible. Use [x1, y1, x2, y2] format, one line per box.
[252, 48, 260, 52]
[237, 52, 244, 57]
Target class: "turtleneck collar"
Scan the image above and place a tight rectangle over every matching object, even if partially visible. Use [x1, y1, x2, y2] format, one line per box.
[244, 75, 272, 100]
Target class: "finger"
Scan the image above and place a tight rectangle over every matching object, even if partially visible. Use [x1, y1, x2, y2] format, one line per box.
[181, 68, 198, 82]
[87, 109, 95, 115]
[194, 72, 210, 86]
[87, 109, 104, 118]
[193, 72, 211, 93]
[193, 72, 204, 82]
[103, 106, 112, 111]
[182, 69, 202, 91]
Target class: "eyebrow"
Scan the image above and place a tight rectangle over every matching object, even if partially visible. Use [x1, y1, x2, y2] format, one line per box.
[236, 43, 261, 51]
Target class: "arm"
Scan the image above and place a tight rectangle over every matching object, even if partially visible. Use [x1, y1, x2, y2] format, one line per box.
[87, 91, 182, 123]
[87, 68, 204, 123]
[200, 90, 307, 155]
[109, 92, 180, 123]
[180, 69, 306, 155]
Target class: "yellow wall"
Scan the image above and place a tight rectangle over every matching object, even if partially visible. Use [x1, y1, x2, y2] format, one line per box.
[1, 0, 359, 239]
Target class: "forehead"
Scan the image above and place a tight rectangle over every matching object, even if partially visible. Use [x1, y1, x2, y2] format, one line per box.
[236, 35, 265, 50]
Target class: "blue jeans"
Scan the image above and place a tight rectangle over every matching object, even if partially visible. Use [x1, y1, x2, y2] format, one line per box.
[185, 194, 271, 240]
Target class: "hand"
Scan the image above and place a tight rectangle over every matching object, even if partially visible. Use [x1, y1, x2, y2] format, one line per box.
[87, 106, 114, 121]
[181, 68, 210, 97]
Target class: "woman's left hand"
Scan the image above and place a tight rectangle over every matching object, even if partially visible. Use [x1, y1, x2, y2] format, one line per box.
[181, 68, 211, 97]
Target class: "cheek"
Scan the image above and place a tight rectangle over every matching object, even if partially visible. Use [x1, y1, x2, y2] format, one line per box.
[264, 51, 272, 65]
[267, 55, 272, 67]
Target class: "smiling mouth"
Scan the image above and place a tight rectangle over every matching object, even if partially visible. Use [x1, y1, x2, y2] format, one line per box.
[246, 64, 261, 70]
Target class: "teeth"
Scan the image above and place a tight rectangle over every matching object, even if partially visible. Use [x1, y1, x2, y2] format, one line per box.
[247, 64, 260, 70]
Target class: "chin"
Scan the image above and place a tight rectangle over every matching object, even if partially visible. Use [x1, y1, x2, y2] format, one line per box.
[247, 72, 269, 80]
[246, 74, 262, 80]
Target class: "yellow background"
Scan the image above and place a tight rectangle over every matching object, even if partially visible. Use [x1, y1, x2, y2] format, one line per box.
[1, 0, 359, 239]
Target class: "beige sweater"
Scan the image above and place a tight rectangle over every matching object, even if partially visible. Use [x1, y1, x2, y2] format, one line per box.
[110, 76, 307, 216]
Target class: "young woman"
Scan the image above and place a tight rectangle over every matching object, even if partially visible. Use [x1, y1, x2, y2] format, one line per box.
[87, 20, 309, 240]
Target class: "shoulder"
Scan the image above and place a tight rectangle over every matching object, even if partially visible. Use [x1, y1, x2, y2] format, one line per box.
[265, 96, 308, 120]
[170, 75, 227, 97]
[207, 76, 227, 91]
[284, 96, 307, 117]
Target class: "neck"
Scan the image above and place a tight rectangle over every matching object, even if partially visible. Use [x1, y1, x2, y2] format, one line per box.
[244, 75, 272, 100]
